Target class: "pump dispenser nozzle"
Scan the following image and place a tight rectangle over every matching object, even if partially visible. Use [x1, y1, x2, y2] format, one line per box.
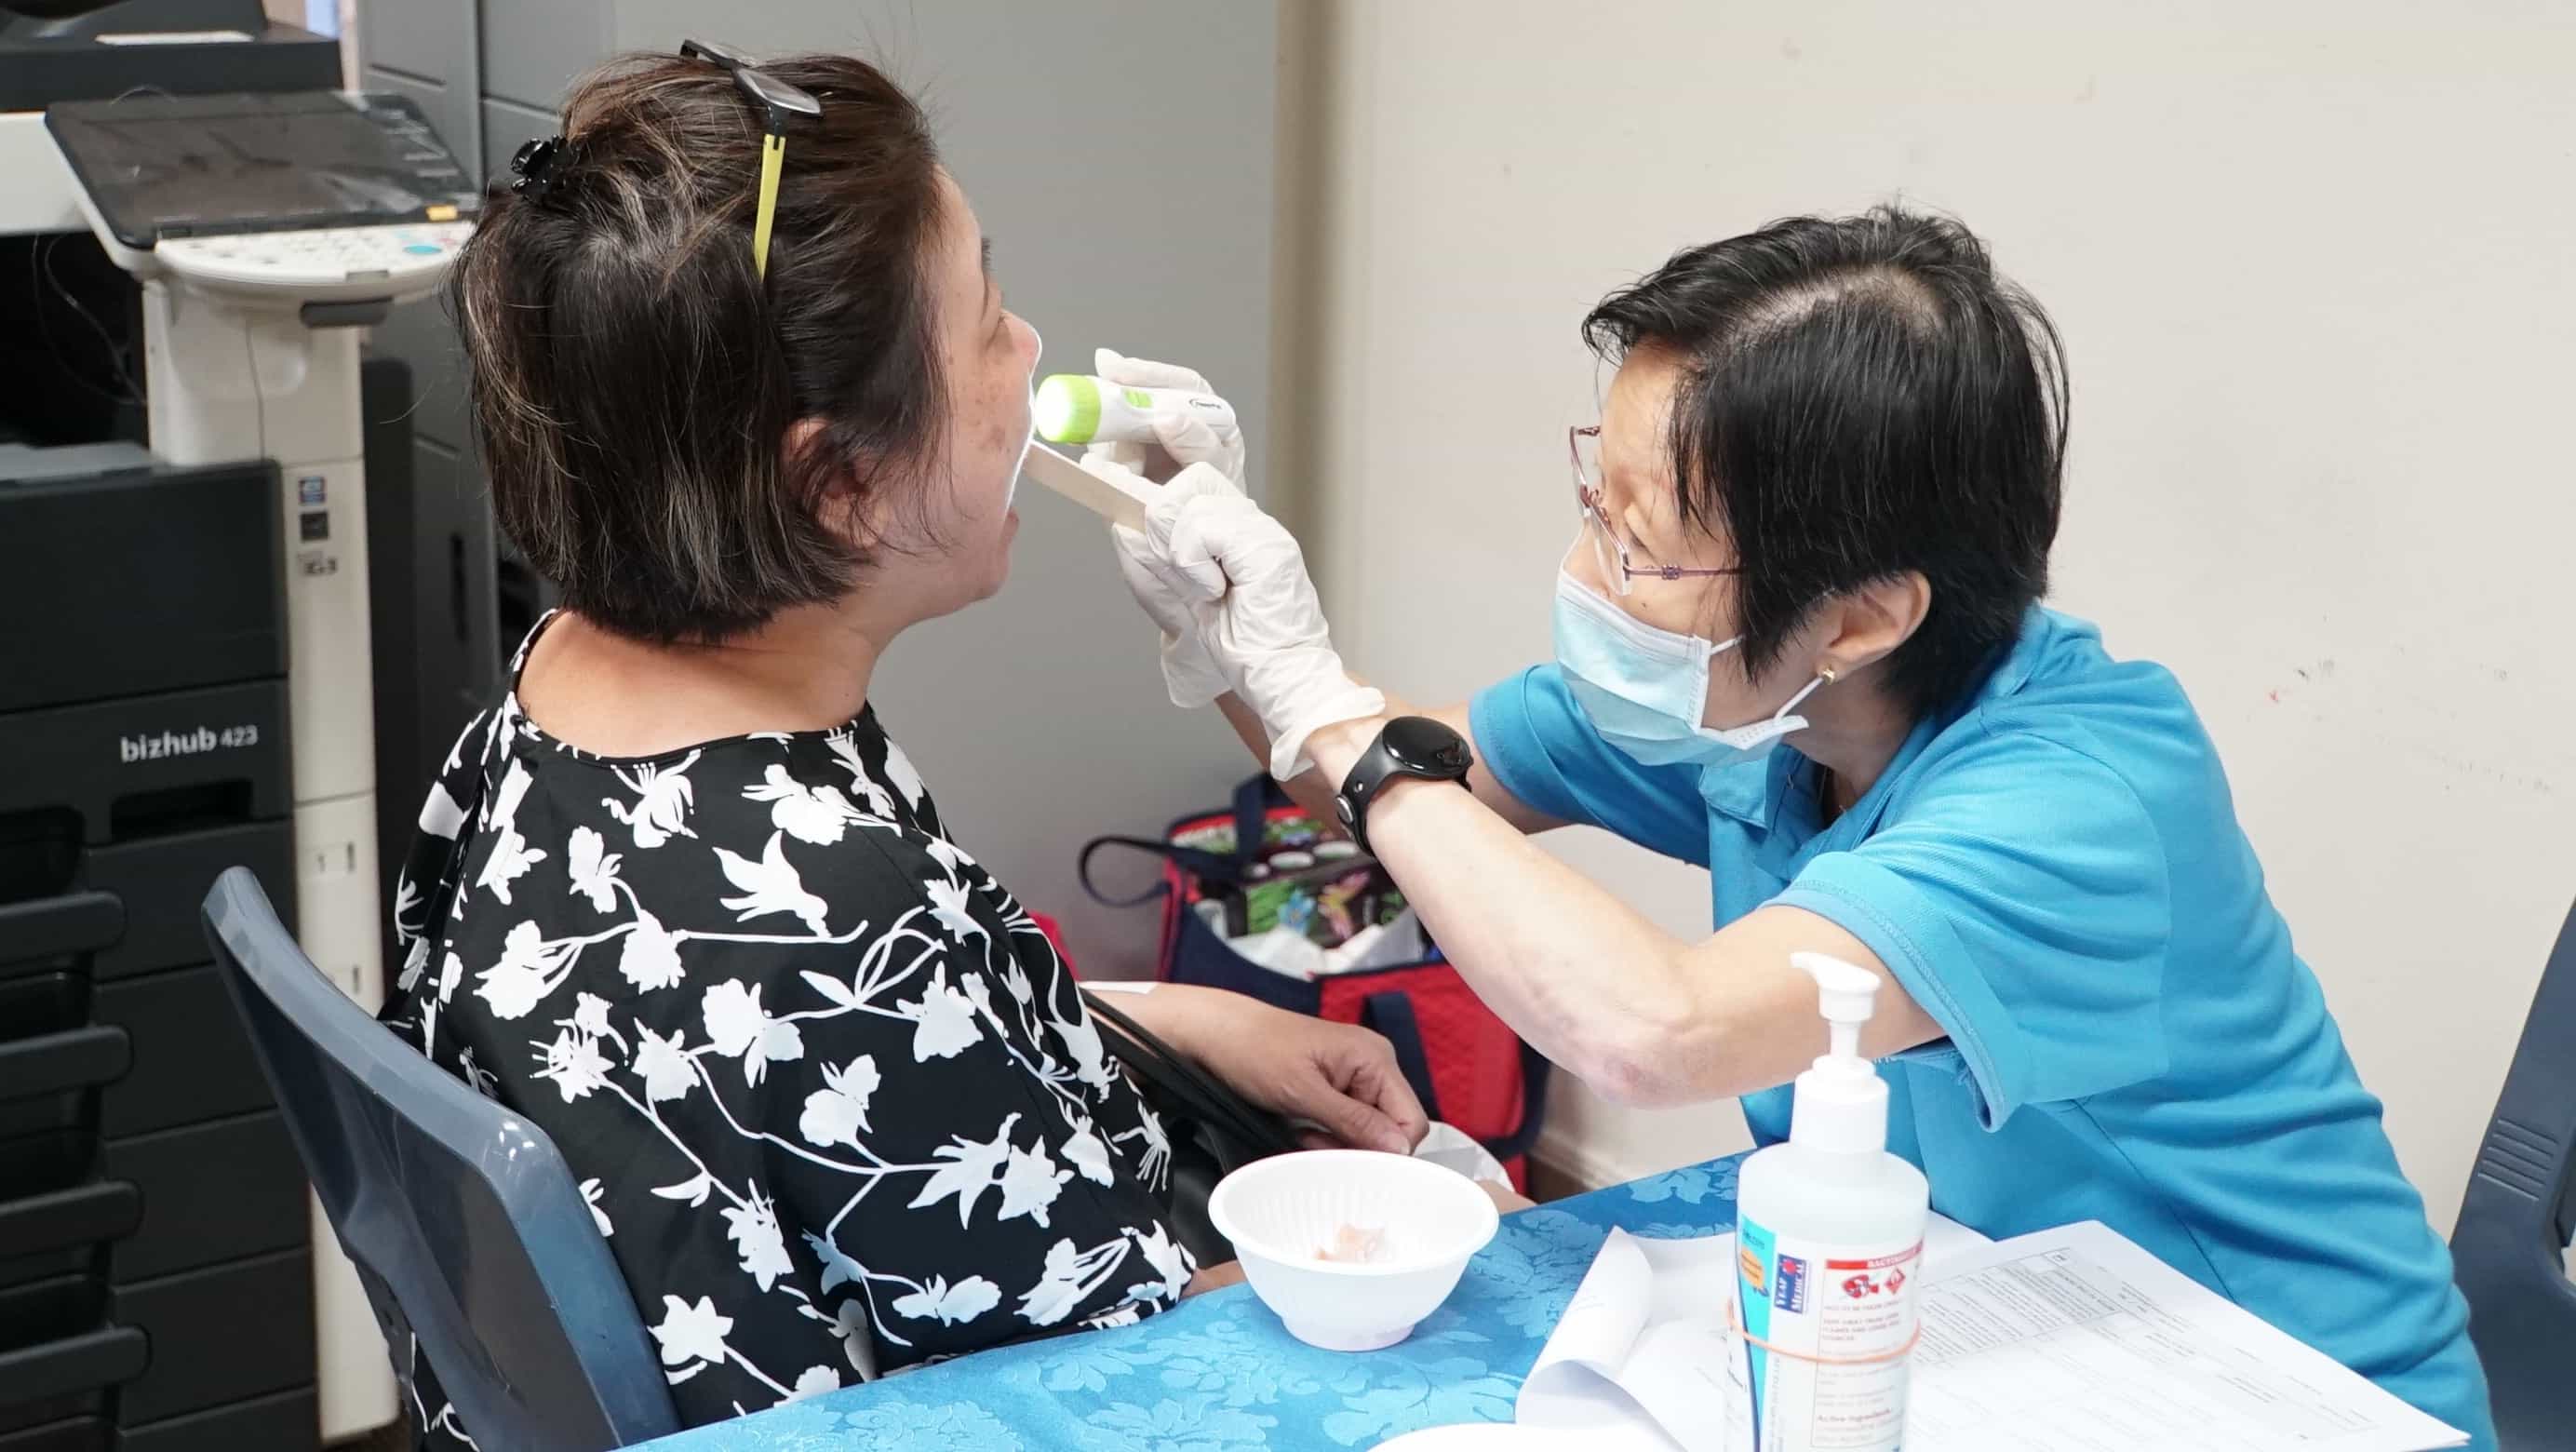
[1785, 952, 1890, 1155]
[1790, 951, 1881, 1062]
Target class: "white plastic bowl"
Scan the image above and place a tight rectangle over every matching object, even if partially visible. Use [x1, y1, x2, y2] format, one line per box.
[1207, 1149, 1500, 1351]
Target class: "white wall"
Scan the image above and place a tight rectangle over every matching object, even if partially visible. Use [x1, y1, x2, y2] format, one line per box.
[1281, 0, 2576, 1227]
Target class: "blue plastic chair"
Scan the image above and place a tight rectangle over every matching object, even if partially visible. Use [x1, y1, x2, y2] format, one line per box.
[201, 867, 679, 1451]
[2452, 894, 2576, 1449]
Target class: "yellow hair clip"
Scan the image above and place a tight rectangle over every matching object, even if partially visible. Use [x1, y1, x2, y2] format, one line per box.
[680, 39, 823, 281]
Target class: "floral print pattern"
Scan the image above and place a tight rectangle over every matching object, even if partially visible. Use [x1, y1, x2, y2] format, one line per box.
[379, 616, 1188, 1447]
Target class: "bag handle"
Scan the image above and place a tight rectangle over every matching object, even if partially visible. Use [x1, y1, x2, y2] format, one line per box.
[1359, 989, 1556, 1165]
[1481, 1043, 1554, 1164]
[1077, 774, 1299, 907]
[1228, 774, 1284, 875]
[1078, 835, 1225, 908]
[1082, 988, 1302, 1161]
[1359, 989, 1445, 1126]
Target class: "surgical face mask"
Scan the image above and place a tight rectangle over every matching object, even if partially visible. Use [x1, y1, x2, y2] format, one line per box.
[1552, 567, 1829, 770]
[1005, 326, 1042, 513]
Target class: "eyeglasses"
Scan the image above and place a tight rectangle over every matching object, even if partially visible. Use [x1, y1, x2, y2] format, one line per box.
[1570, 425, 1738, 598]
[680, 39, 823, 281]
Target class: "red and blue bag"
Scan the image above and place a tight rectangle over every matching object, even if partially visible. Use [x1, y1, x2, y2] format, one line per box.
[1080, 776, 1550, 1190]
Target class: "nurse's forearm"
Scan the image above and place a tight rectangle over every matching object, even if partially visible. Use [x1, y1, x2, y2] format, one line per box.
[1218, 692, 1566, 836]
[1304, 722, 1725, 1106]
[1215, 683, 1450, 825]
[1215, 692, 1338, 822]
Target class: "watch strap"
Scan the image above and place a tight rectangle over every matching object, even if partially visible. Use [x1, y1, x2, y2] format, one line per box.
[1335, 719, 1471, 856]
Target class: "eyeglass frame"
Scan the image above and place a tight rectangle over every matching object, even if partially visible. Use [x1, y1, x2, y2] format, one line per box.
[679, 39, 823, 281]
[1569, 425, 1740, 597]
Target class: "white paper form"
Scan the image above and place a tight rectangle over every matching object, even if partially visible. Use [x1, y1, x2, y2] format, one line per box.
[1906, 1222, 2468, 1452]
[1516, 1217, 1993, 1452]
[1516, 1230, 1737, 1452]
[1509, 1217, 2465, 1452]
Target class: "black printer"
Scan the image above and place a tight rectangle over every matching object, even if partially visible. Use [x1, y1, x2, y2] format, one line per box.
[0, 452, 319, 1449]
[0, 0, 338, 112]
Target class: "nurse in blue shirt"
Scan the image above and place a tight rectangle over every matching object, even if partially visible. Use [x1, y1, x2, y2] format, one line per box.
[1089, 206, 2493, 1444]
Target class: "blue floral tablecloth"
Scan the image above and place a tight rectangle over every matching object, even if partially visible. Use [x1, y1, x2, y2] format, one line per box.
[635, 1153, 1745, 1451]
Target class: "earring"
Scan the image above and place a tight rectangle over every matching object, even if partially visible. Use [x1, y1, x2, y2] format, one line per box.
[1818, 665, 1840, 684]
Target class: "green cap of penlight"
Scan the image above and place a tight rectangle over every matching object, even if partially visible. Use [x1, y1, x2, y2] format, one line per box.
[1034, 373, 1102, 444]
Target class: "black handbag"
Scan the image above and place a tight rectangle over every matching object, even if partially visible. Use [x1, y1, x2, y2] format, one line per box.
[1082, 988, 1300, 1267]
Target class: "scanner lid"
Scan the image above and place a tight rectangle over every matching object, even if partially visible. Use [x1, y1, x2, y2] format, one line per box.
[44, 89, 477, 249]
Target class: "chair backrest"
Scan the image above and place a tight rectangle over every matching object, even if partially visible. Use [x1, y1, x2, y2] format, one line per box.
[200, 867, 678, 1451]
[2452, 894, 2576, 1449]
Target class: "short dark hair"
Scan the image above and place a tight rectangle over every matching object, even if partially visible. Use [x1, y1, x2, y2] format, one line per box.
[453, 49, 947, 643]
[1582, 206, 2068, 717]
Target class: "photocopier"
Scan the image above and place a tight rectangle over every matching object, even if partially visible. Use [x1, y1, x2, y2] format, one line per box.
[2, 3, 480, 1445]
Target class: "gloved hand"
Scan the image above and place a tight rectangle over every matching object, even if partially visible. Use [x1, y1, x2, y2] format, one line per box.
[1093, 454, 1234, 708]
[1079, 347, 1246, 485]
[1081, 348, 1245, 709]
[1140, 465, 1386, 781]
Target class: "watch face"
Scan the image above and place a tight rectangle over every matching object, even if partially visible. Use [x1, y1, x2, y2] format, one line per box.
[1381, 716, 1471, 775]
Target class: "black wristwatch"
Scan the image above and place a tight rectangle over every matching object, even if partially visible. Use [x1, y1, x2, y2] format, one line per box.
[1335, 716, 1474, 856]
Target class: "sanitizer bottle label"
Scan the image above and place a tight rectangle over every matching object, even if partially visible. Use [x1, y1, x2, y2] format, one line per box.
[1730, 1214, 1921, 1451]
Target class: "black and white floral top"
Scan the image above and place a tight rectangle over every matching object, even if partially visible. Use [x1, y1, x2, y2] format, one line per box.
[378, 617, 1190, 1447]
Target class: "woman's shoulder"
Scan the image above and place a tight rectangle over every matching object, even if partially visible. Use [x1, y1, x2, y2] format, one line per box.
[1950, 611, 2215, 778]
[1966, 610, 2193, 719]
[589, 720, 979, 886]
[1876, 612, 2233, 853]
[395, 715, 1048, 1043]
[423, 704, 1011, 948]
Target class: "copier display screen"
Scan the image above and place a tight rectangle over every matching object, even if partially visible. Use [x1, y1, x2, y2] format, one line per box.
[47, 90, 479, 249]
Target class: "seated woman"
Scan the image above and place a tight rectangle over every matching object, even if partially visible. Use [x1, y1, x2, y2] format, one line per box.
[375, 47, 1426, 1446]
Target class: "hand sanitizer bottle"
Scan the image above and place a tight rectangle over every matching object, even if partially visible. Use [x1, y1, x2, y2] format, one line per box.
[1726, 954, 1930, 1452]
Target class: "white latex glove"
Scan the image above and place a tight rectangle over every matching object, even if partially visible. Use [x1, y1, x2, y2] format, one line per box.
[1142, 465, 1386, 780]
[1078, 347, 1247, 485]
[1080, 347, 1245, 708]
[1094, 454, 1235, 708]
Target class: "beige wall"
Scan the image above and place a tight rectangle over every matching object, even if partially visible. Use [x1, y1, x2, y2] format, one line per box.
[1279, 0, 2576, 1226]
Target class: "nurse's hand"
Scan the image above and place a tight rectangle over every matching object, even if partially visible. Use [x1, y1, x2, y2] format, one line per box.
[1082, 349, 1248, 708]
[1080, 347, 1246, 485]
[1096, 455, 1236, 708]
[1137, 466, 1386, 780]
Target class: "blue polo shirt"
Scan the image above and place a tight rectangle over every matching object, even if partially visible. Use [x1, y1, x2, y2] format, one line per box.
[1472, 607, 2493, 1445]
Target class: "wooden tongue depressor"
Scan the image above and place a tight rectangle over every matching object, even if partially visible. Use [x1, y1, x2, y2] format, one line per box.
[1021, 442, 1152, 531]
